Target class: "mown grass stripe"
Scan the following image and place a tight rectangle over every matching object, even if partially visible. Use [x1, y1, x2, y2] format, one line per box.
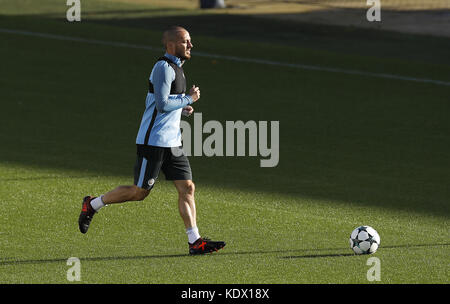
[1, 27, 449, 87]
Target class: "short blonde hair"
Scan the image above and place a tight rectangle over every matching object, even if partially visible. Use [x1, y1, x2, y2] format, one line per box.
[162, 26, 188, 48]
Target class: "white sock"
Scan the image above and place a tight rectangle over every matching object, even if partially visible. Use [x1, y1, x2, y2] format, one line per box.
[90, 196, 105, 211]
[186, 227, 201, 244]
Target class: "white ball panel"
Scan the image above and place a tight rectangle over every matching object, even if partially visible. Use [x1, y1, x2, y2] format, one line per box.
[373, 233, 380, 245]
[370, 242, 379, 253]
[358, 231, 369, 241]
[365, 226, 377, 236]
[359, 241, 371, 252]
[351, 229, 359, 239]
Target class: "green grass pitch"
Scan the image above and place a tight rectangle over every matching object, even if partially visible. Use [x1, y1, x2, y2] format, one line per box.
[0, 0, 449, 284]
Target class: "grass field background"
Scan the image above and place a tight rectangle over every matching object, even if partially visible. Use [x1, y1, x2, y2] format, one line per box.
[0, 0, 449, 284]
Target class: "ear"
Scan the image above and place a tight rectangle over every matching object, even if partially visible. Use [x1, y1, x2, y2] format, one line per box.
[165, 40, 176, 52]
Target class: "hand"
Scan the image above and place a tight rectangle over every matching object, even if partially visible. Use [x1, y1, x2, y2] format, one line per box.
[189, 85, 200, 102]
[182, 105, 194, 117]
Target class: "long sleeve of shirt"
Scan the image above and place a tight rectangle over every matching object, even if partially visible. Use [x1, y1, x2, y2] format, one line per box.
[152, 61, 193, 113]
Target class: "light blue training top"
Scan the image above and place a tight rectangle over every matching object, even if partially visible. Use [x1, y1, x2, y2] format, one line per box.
[136, 53, 193, 147]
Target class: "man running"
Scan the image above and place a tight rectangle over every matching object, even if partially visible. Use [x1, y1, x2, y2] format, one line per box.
[78, 26, 226, 255]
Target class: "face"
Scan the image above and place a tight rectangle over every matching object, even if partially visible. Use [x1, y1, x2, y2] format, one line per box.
[173, 30, 193, 60]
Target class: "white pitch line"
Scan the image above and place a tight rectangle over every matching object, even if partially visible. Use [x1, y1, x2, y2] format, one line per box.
[1, 28, 449, 87]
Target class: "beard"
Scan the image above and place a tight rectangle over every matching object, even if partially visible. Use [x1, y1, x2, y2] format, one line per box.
[176, 47, 191, 61]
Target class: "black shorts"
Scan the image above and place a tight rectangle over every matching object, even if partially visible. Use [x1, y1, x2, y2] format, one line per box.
[134, 144, 192, 190]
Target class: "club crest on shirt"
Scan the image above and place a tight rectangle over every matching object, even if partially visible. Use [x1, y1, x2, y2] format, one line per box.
[171, 147, 185, 157]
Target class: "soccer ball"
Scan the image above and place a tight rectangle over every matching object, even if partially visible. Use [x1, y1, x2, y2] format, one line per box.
[349, 226, 380, 255]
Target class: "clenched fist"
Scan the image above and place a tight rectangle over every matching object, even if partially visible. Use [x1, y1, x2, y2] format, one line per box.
[189, 85, 200, 102]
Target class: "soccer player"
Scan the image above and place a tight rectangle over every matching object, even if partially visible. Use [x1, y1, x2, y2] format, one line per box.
[78, 26, 226, 255]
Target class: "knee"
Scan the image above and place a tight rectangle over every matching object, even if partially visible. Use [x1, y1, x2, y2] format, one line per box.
[179, 181, 195, 196]
[133, 186, 150, 201]
[186, 182, 195, 196]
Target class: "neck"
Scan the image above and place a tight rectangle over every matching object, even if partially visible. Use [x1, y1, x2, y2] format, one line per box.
[164, 52, 184, 66]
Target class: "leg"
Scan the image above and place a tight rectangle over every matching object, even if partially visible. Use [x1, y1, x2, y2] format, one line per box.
[78, 185, 149, 234]
[173, 180, 196, 229]
[102, 185, 150, 204]
[167, 149, 225, 254]
[172, 179, 226, 255]
[101, 145, 163, 204]
[79, 146, 160, 234]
